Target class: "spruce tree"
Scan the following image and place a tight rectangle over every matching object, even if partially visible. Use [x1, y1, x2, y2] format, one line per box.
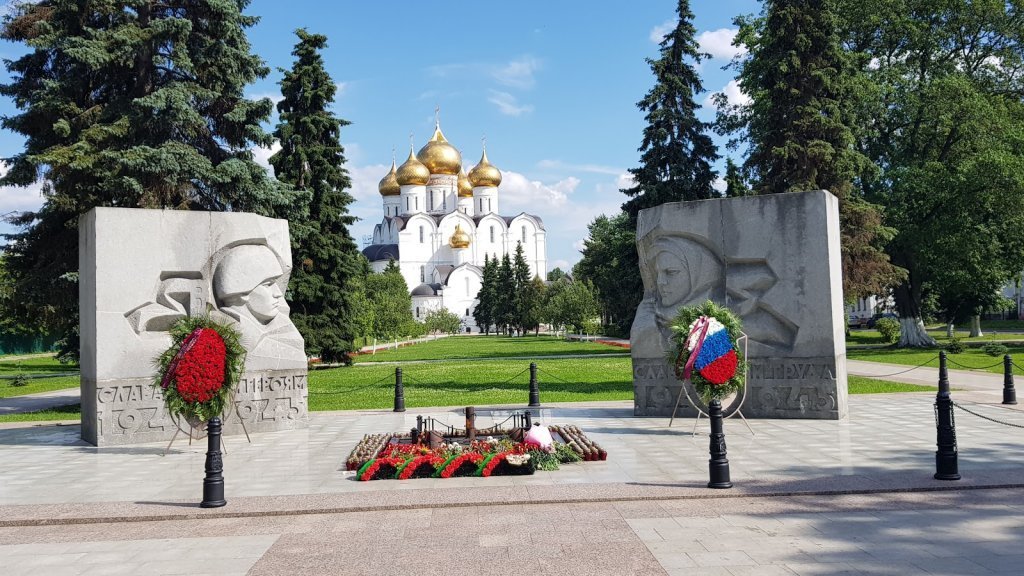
[0, 1, 289, 356]
[270, 29, 361, 364]
[723, 158, 749, 197]
[511, 243, 533, 335]
[720, 0, 903, 305]
[473, 254, 495, 335]
[495, 254, 515, 335]
[621, 0, 719, 222]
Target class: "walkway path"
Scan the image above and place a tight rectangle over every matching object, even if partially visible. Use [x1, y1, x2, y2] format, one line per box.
[0, 393, 1022, 574]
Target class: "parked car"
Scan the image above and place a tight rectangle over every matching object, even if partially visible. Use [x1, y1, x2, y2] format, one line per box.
[866, 312, 898, 329]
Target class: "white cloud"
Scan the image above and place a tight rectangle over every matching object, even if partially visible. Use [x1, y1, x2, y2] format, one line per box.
[713, 176, 727, 194]
[697, 28, 747, 60]
[0, 162, 45, 217]
[616, 172, 636, 191]
[573, 239, 587, 252]
[536, 159, 622, 176]
[704, 79, 751, 108]
[550, 259, 571, 272]
[335, 82, 348, 96]
[492, 56, 541, 90]
[650, 20, 674, 44]
[251, 142, 282, 174]
[499, 171, 575, 212]
[488, 91, 534, 116]
[248, 92, 284, 105]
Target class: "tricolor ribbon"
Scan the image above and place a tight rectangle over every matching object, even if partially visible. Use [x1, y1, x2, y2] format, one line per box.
[684, 316, 711, 381]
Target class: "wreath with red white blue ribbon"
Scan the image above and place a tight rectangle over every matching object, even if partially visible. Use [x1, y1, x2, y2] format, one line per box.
[669, 300, 746, 402]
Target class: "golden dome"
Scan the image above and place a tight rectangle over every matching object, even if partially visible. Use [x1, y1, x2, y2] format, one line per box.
[396, 147, 430, 186]
[468, 149, 502, 188]
[457, 168, 473, 197]
[378, 160, 400, 196]
[416, 125, 462, 175]
[449, 224, 471, 249]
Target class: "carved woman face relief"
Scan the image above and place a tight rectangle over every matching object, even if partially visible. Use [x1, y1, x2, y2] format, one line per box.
[655, 251, 691, 308]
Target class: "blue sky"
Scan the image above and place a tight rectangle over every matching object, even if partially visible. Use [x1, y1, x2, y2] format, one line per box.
[0, 0, 761, 272]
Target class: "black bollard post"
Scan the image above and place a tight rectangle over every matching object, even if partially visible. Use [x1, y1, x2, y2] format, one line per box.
[1004, 355, 1018, 405]
[465, 406, 476, 442]
[528, 362, 541, 407]
[707, 399, 732, 489]
[200, 417, 226, 508]
[394, 367, 406, 412]
[934, 351, 960, 480]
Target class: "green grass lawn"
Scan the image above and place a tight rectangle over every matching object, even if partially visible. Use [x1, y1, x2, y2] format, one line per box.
[312, 356, 633, 410]
[0, 403, 80, 422]
[848, 345, 1024, 375]
[848, 375, 934, 394]
[0, 375, 80, 399]
[352, 335, 626, 363]
[0, 355, 78, 375]
[847, 329, 1024, 347]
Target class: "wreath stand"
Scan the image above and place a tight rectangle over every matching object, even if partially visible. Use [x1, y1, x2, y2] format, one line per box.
[668, 332, 754, 436]
[162, 390, 252, 456]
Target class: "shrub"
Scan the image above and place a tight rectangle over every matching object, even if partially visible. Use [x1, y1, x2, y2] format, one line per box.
[875, 317, 900, 343]
[946, 337, 964, 354]
[10, 374, 28, 387]
[982, 343, 1008, 357]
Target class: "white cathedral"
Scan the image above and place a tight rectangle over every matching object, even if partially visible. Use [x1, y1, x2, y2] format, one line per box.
[362, 120, 548, 332]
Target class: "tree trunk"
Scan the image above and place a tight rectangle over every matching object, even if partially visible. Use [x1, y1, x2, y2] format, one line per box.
[969, 315, 983, 338]
[894, 280, 937, 347]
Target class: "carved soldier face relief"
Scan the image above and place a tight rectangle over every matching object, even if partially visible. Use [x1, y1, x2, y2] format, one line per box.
[248, 279, 287, 323]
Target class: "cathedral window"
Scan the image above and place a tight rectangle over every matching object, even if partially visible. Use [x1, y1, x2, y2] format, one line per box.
[416, 307, 420, 318]
[420, 265, 425, 282]
[419, 226, 424, 243]
[489, 226, 494, 243]
[428, 194, 433, 211]
[522, 226, 527, 243]
[415, 197, 419, 211]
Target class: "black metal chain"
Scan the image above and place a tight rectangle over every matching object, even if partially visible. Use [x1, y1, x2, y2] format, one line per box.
[952, 401, 1024, 429]
[945, 358, 1005, 370]
[855, 356, 940, 378]
[536, 366, 573, 385]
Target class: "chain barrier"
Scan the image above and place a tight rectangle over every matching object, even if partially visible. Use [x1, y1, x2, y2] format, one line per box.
[536, 366, 573, 385]
[857, 356, 940, 378]
[308, 372, 394, 395]
[952, 401, 1024, 429]
[945, 358, 1005, 370]
[1012, 362, 1024, 374]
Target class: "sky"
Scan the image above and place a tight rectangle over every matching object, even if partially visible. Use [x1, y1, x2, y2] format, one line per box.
[0, 0, 761, 273]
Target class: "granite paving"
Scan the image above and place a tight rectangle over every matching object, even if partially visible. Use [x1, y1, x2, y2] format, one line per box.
[1, 390, 1022, 575]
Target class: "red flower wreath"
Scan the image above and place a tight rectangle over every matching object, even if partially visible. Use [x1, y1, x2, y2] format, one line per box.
[438, 453, 484, 478]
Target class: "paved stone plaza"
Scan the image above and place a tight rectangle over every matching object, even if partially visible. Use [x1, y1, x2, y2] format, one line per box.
[1, 382, 1022, 575]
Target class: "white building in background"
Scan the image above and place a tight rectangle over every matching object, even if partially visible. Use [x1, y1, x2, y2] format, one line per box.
[361, 119, 547, 332]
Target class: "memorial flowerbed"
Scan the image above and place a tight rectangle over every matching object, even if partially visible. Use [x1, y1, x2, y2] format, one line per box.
[346, 422, 607, 481]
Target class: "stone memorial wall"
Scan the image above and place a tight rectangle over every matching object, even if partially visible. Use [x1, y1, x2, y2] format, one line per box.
[631, 190, 847, 419]
[80, 208, 309, 446]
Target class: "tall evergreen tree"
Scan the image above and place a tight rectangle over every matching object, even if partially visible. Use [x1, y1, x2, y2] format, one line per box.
[270, 29, 361, 363]
[621, 0, 719, 221]
[495, 253, 515, 335]
[718, 0, 902, 306]
[0, 1, 289, 357]
[723, 158, 749, 197]
[511, 243, 533, 334]
[473, 254, 496, 334]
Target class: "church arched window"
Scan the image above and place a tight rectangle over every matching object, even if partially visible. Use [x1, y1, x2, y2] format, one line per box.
[489, 226, 494, 243]
[419, 226, 424, 243]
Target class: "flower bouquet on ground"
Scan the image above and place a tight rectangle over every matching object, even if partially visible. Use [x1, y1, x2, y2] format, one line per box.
[669, 300, 746, 404]
[154, 316, 245, 430]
